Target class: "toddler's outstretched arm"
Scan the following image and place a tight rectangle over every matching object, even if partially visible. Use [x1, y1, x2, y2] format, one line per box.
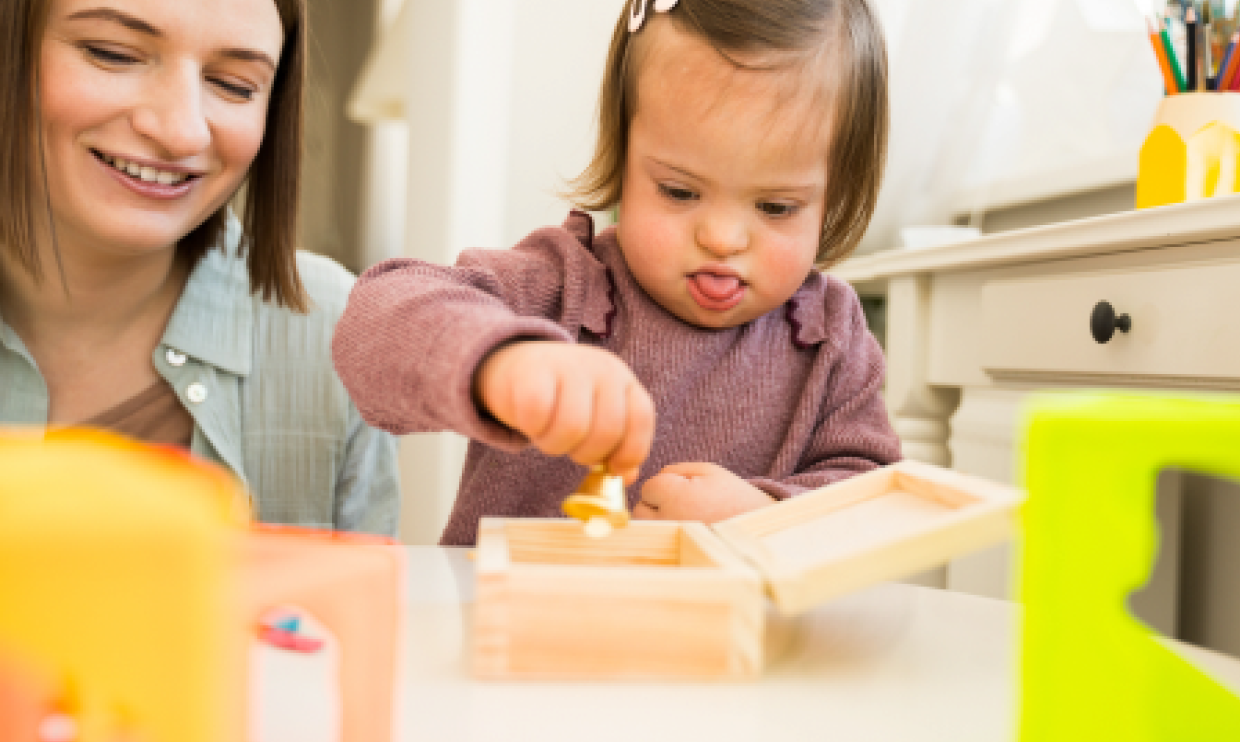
[332, 213, 653, 480]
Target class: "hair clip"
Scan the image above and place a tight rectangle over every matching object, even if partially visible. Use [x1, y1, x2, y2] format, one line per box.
[629, 0, 680, 33]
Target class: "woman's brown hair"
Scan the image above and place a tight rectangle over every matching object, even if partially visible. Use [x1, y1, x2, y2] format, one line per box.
[569, 0, 889, 269]
[0, 0, 309, 311]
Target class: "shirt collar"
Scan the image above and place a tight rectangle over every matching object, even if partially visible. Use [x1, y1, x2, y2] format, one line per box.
[784, 272, 830, 349]
[161, 213, 254, 377]
[0, 315, 25, 356]
[563, 211, 618, 338]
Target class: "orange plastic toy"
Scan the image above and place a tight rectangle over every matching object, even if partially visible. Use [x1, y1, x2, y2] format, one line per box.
[0, 429, 403, 742]
[245, 526, 404, 741]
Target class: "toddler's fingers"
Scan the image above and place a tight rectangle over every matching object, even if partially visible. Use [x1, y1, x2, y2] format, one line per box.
[638, 470, 685, 511]
[608, 382, 655, 485]
[657, 461, 721, 479]
[531, 372, 593, 457]
[632, 500, 660, 520]
[566, 376, 629, 469]
[503, 364, 559, 441]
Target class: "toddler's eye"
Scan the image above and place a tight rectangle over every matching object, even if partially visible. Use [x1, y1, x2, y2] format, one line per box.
[758, 201, 799, 218]
[658, 183, 698, 202]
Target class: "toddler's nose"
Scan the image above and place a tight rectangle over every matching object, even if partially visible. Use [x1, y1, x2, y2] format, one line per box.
[694, 212, 749, 257]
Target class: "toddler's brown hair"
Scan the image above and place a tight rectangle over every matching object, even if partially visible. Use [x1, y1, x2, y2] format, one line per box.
[569, 0, 889, 268]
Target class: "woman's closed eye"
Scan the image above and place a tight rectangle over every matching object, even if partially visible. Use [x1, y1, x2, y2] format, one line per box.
[81, 43, 140, 66]
[80, 43, 258, 102]
[210, 77, 258, 101]
[657, 183, 699, 202]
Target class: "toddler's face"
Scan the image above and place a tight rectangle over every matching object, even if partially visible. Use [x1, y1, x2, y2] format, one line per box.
[616, 23, 830, 330]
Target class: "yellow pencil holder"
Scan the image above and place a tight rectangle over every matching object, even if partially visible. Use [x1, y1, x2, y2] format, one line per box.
[1137, 92, 1240, 209]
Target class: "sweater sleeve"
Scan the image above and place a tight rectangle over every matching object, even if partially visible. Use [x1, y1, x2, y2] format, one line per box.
[331, 213, 610, 450]
[747, 290, 903, 501]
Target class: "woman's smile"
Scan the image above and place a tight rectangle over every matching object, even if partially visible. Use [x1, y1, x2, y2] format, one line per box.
[92, 148, 202, 199]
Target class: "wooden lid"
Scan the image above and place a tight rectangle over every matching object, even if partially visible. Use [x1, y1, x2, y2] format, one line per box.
[710, 461, 1023, 616]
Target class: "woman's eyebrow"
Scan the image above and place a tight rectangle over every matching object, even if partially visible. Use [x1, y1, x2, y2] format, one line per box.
[220, 48, 277, 72]
[66, 7, 162, 37]
[64, 7, 276, 72]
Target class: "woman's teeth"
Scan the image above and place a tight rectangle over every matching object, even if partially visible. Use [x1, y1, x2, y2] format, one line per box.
[102, 154, 191, 186]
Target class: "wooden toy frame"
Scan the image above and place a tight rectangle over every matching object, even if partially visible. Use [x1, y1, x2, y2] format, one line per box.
[475, 461, 1021, 681]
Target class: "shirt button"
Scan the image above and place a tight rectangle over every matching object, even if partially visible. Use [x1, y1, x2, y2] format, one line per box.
[166, 348, 187, 367]
[186, 382, 208, 404]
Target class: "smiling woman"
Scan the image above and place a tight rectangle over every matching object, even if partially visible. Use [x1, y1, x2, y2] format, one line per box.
[0, 0, 400, 536]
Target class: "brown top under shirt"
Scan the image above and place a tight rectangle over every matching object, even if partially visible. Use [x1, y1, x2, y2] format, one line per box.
[82, 378, 194, 450]
[332, 211, 901, 546]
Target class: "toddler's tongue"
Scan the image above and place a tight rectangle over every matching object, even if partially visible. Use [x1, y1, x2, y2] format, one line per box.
[690, 272, 742, 300]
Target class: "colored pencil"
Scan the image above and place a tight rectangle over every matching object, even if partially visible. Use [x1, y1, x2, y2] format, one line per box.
[1188, 6, 1200, 91]
[1204, 4, 1217, 89]
[1205, 3, 1225, 88]
[1161, 16, 1189, 93]
[1219, 31, 1240, 91]
[1150, 17, 1182, 94]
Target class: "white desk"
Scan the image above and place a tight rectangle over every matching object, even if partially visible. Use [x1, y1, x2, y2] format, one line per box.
[833, 195, 1240, 627]
[254, 547, 1240, 742]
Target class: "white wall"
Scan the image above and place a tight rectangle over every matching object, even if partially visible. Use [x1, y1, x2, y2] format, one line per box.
[863, 0, 1162, 251]
[500, 2, 624, 241]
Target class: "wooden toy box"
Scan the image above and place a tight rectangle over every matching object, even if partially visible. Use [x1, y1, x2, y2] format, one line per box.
[473, 461, 1021, 680]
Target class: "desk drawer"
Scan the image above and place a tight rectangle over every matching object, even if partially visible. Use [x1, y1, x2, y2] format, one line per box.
[981, 258, 1240, 388]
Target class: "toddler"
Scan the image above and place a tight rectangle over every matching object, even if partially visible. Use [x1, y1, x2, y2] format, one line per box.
[333, 0, 901, 545]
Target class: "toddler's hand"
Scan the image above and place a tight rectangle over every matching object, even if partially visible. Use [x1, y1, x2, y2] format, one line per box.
[633, 462, 776, 522]
[475, 341, 654, 484]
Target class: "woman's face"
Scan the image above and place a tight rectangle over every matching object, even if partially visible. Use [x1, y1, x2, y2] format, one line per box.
[38, 0, 284, 259]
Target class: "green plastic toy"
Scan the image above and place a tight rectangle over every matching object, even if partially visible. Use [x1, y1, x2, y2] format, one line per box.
[1018, 392, 1240, 741]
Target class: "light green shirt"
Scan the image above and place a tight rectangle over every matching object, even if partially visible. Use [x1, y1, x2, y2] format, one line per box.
[0, 220, 400, 536]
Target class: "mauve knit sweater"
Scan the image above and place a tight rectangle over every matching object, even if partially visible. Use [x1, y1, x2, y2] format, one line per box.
[332, 212, 901, 546]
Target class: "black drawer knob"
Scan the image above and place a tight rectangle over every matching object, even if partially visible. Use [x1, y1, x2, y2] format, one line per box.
[1091, 301, 1131, 344]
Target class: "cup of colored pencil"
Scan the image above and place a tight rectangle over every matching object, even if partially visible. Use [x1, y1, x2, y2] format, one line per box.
[1147, 5, 1240, 95]
[1137, 5, 1240, 209]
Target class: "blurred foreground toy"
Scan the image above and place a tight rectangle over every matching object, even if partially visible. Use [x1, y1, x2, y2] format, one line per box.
[258, 612, 325, 653]
[0, 429, 403, 742]
[1018, 393, 1240, 741]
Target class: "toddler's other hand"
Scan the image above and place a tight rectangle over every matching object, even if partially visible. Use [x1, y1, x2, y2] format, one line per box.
[475, 341, 654, 484]
[633, 462, 775, 522]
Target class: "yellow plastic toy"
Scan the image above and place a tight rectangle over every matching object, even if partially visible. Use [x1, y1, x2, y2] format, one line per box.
[1137, 93, 1240, 208]
[1018, 392, 1240, 741]
[0, 429, 403, 742]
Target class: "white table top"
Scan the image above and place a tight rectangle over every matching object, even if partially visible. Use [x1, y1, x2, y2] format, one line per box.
[253, 546, 1240, 742]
